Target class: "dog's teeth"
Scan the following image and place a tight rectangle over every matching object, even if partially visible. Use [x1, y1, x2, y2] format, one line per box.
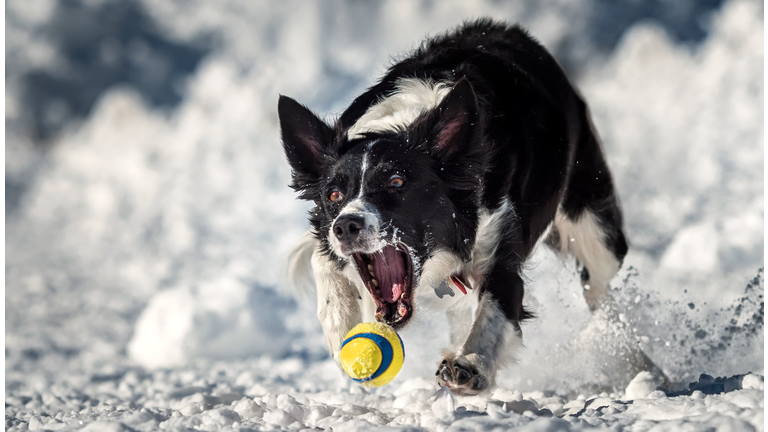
[372, 278, 379, 287]
[367, 264, 374, 272]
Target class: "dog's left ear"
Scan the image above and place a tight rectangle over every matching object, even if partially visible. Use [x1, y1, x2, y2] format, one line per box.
[278, 96, 333, 196]
[410, 77, 480, 161]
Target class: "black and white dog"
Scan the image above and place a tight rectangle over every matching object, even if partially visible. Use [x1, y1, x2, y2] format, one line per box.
[279, 20, 640, 395]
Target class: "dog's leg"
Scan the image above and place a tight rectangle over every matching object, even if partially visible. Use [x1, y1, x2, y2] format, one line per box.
[551, 209, 623, 312]
[552, 208, 668, 385]
[437, 227, 528, 396]
[436, 289, 524, 396]
[311, 250, 362, 363]
[552, 106, 667, 386]
[436, 201, 529, 395]
[556, 105, 628, 311]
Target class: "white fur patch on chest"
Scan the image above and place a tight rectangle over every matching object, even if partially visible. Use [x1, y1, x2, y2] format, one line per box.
[347, 78, 453, 139]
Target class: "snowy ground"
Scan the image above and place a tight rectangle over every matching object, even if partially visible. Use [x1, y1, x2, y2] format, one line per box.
[5, 0, 764, 431]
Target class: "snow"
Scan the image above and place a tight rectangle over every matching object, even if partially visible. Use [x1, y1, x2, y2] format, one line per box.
[625, 372, 665, 401]
[127, 280, 292, 369]
[5, 0, 763, 431]
[6, 367, 765, 431]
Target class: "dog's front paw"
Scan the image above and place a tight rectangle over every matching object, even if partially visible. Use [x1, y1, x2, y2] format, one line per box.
[435, 352, 491, 396]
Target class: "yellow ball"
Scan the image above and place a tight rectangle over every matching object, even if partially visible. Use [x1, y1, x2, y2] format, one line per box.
[339, 322, 405, 388]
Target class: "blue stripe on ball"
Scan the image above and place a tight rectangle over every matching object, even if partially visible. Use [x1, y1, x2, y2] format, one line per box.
[341, 333, 394, 382]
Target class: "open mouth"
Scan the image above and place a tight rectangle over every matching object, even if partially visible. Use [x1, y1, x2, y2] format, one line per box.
[352, 244, 413, 328]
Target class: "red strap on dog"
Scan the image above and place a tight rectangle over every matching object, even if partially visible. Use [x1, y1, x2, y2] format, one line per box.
[450, 275, 470, 295]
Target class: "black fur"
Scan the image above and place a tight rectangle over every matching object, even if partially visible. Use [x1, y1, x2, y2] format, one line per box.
[278, 19, 627, 328]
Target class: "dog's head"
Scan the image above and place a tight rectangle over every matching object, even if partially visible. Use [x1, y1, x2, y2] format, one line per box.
[278, 78, 489, 328]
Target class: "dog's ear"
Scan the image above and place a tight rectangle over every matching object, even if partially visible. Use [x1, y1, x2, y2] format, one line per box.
[410, 77, 480, 161]
[278, 96, 333, 195]
[410, 77, 488, 195]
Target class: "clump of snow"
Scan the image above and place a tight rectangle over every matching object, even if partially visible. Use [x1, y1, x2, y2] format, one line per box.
[741, 374, 764, 391]
[625, 371, 665, 400]
[128, 277, 292, 368]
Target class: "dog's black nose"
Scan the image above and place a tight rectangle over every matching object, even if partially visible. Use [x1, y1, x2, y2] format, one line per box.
[333, 214, 365, 242]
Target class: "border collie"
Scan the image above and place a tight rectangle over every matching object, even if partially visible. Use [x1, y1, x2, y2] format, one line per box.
[279, 20, 653, 395]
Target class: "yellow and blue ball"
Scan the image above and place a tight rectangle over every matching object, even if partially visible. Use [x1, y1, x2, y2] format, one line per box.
[339, 322, 405, 388]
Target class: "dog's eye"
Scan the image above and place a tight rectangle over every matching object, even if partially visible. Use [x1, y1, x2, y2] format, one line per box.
[329, 188, 344, 202]
[388, 175, 405, 188]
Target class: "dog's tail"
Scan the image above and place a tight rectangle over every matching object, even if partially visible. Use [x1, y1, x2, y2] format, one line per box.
[286, 231, 317, 299]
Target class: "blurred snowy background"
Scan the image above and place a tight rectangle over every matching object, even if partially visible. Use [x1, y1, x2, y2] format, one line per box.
[5, 0, 764, 429]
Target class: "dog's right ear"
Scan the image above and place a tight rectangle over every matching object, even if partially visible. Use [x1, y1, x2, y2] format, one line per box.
[408, 77, 481, 162]
[278, 96, 333, 194]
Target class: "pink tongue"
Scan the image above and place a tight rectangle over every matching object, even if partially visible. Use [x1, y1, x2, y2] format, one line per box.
[373, 247, 406, 303]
